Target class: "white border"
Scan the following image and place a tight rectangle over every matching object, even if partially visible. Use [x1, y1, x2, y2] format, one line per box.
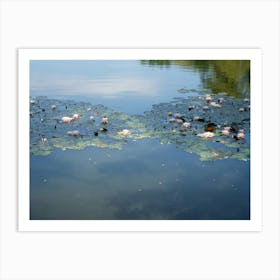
[18, 49, 262, 232]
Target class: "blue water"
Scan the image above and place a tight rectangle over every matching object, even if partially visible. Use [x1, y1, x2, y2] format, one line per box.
[30, 60, 250, 220]
[30, 60, 202, 114]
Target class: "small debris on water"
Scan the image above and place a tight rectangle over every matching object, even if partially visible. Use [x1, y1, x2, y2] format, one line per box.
[217, 97, 225, 104]
[193, 116, 205, 122]
[67, 130, 80, 136]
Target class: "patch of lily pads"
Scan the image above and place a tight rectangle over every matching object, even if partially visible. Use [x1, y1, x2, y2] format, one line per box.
[30, 93, 250, 161]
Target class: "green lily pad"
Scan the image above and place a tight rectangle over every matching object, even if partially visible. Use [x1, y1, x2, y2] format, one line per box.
[30, 94, 250, 161]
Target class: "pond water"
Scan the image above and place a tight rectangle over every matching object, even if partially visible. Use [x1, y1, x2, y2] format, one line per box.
[30, 60, 250, 220]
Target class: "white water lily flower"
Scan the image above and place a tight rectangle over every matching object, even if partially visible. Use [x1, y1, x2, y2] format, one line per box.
[221, 129, 230, 136]
[101, 117, 109, 125]
[182, 122, 190, 128]
[237, 130, 245, 139]
[210, 102, 221, 108]
[61, 116, 73, 123]
[119, 129, 130, 136]
[197, 132, 215, 138]
[205, 94, 212, 102]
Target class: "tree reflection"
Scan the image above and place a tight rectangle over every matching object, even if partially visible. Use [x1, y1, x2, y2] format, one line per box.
[140, 60, 250, 98]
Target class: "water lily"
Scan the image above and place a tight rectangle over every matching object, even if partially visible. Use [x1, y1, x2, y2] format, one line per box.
[182, 122, 190, 128]
[197, 132, 215, 138]
[237, 129, 245, 139]
[221, 129, 230, 136]
[210, 102, 221, 108]
[101, 117, 109, 125]
[72, 113, 79, 120]
[62, 116, 73, 123]
[119, 129, 130, 136]
[205, 94, 212, 102]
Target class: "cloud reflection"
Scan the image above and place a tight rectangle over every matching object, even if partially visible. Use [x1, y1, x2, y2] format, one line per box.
[30, 76, 158, 97]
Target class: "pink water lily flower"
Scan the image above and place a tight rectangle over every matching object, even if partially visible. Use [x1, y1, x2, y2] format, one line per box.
[72, 114, 79, 120]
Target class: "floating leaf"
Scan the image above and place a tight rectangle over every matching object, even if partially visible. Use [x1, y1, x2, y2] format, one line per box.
[30, 94, 250, 161]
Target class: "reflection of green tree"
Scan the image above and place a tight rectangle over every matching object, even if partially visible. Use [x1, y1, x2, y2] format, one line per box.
[140, 60, 250, 98]
[141, 60, 172, 68]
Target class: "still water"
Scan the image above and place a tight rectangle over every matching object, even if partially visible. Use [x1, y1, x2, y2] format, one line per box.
[30, 60, 250, 220]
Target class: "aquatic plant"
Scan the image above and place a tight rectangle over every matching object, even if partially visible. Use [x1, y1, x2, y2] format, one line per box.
[30, 94, 250, 161]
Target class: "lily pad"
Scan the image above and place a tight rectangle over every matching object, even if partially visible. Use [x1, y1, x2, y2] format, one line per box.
[30, 94, 250, 161]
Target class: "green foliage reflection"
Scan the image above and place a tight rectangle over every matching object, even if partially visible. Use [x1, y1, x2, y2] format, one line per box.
[140, 60, 250, 98]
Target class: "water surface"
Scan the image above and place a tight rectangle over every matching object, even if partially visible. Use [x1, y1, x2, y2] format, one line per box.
[30, 60, 250, 220]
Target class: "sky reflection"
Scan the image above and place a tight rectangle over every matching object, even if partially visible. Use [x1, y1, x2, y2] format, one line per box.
[30, 60, 201, 114]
